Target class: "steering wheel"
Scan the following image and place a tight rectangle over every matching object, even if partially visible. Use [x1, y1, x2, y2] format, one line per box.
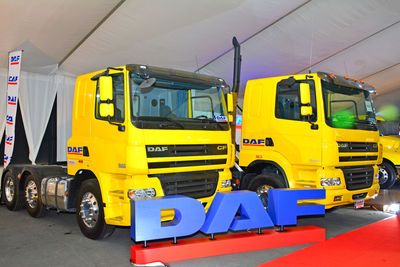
[195, 115, 209, 119]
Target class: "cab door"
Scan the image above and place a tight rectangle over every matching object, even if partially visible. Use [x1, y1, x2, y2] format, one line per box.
[270, 77, 322, 176]
[90, 70, 128, 173]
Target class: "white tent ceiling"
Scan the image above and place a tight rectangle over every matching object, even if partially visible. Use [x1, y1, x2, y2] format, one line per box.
[2, 0, 400, 95]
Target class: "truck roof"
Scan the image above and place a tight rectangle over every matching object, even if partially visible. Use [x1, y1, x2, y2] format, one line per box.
[127, 64, 229, 89]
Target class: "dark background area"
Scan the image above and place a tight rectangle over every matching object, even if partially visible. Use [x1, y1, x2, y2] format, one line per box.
[0, 97, 57, 166]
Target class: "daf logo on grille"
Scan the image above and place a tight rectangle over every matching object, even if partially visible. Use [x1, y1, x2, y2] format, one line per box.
[147, 146, 168, 152]
[217, 145, 227, 151]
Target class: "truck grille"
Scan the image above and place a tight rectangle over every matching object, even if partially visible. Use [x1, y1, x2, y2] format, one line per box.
[339, 156, 378, 162]
[151, 170, 219, 199]
[337, 142, 378, 153]
[339, 166, 374, 191]
[148, 159, 226, 169]
[146, 144, 228, 157]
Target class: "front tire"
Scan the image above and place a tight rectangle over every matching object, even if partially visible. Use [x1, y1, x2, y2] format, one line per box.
[76, 179, 115, 239]
[248, 174, 286, 208]
[24, 174, 46, 218]
[2, 171, 24, 211]
[378, 161, 396, 189]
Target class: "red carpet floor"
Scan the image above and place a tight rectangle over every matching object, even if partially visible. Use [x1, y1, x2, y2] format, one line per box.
[259, 215, 400, 267]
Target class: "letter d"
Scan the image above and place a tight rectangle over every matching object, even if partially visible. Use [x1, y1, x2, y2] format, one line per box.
[131, 195, 205, 242]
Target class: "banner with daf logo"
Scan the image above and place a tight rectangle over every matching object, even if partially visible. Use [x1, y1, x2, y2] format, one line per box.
[4, 50, 22, 167]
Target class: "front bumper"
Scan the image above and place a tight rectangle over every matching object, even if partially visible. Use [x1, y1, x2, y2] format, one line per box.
[316, 183, 380, 209]
[103, 169, 232, 226]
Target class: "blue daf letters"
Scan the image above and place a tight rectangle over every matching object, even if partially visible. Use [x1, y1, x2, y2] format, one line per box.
[131, 189, 325, 242]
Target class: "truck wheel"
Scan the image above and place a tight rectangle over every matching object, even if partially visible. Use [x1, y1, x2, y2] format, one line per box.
[2, 171, 24, 211]
[76, 179, 115, 239]
[24, 174, 46, 218]
[378, 161, 396, 189]
[248, 174, 285, 209]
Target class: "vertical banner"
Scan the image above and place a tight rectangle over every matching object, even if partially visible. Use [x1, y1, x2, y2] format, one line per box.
[4, 50, 22, 167]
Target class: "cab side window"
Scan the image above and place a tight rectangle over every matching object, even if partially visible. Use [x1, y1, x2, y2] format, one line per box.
[95, 73, 125, 123]
[275, 80, 317, 122]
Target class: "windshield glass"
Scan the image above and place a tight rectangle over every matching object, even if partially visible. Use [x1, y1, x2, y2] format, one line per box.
[129, 73, 229, 130]
[322, 80, 377, 131]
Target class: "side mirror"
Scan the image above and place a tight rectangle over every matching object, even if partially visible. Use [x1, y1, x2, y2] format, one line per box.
[100, 103, 114, 117]
[227, 93, 234, 113]
[99, 76, 114, 118]
[300, 83, 312, 116]
[227, 93, 234, 122]
[99, 76, 113, 102]
[300, 83, 311, 105]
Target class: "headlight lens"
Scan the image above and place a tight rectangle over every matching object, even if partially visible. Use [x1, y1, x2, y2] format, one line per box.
[128, 188, 156, 200]
[320, 177, 341, 186]
[221, 179, 232, 188]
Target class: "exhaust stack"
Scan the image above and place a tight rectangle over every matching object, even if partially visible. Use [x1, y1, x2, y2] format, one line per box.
[231, 36, 241, 149]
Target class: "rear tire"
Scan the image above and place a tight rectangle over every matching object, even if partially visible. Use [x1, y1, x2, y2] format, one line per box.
[248, 174, 286, 208]
[2, 171, 24, 211]
[378, 161, 396, 189]
[76, 179, 115, 239]
[24, 174, 46, 218]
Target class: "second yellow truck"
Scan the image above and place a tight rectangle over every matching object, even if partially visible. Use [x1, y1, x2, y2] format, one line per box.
[231, 39, 381, 209]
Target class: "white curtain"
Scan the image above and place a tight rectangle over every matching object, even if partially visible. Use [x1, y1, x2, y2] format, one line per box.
[0, 68, 7, 141]
[0, 67, 76, 164]
[56, 73, 76, 162]
[19, 71, 58, 163]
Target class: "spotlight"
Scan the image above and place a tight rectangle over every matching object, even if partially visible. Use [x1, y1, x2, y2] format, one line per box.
[383, 203, 400, 214]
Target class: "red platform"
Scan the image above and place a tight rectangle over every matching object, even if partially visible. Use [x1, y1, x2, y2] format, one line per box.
[131, 226, 325, 264]
[259, 215, 400, 267]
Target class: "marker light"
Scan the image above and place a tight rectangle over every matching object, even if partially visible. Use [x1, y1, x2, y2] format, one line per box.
[330, 74, 336, 78]
[344, 76, 349, 80]
[353, 78, 358, 82]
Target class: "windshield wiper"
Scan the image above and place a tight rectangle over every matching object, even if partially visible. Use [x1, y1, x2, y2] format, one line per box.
[355, 119, 376, 126]
[135, 116, 185, 129]
[192, 118, 224, 130]
[158, 117, 185, 129]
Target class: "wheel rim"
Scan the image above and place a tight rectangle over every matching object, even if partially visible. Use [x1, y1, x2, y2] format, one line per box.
[379, 167, 389, 185]
[4, 177, 15, 203]
[79, 192, 99, 228]
[256, 184, 274, 209]
[25, 180, 38, 209]
[256, 184, 273, 197]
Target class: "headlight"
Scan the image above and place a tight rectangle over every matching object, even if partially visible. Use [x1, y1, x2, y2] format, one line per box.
[128, 188, 156, 200]
[320, 177, 341, 186]
[221, 179, 232, 188]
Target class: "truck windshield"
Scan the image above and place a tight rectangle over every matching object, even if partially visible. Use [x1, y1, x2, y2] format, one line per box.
[129, 73, 229, 130]
[322, 80, 377, 131]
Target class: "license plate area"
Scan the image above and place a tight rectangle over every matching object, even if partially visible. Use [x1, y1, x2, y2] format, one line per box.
[355, 200, 365, 209]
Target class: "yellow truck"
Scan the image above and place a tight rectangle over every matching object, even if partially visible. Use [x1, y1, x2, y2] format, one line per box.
[377, 119, 400, 188]
[230, 39, 381, 209]
[1, 64, 234, 239]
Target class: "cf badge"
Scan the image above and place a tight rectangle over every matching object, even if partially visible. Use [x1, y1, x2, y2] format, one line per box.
[217, 145, 227, 151]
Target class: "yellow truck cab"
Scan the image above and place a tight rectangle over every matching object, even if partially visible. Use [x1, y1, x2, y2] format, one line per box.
[237, 72, 381, 209]
[2, 64, 234, 239]
[377, 118, 400, 188]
